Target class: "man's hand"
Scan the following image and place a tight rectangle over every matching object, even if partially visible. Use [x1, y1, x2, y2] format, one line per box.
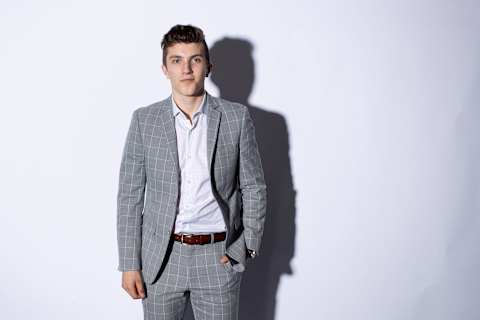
[122, 271, 146, 299]
[220, 255, 230, 264]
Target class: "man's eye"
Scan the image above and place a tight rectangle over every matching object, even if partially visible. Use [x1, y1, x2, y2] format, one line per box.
[172, 59, 180, 63]
[193, 57, 202, 63]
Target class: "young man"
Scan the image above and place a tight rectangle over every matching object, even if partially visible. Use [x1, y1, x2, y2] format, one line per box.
[116, 24, 267, 319]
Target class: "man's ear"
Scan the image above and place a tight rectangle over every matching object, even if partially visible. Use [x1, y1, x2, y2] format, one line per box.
[206, 63, 213, 77]
[161, 64, 169, 79]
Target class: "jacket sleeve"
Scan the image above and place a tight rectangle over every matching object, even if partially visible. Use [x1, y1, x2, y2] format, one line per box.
[116, 109, 146, 271]
[238, 106, 267, 254]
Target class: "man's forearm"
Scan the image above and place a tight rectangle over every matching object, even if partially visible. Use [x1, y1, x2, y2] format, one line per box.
[238, 105, 267, 254]
[117, 109, 146, 271]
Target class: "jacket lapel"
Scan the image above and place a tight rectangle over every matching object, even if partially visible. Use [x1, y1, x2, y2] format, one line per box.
[206, 93, 221, 171]
[159, 98, 180, 177]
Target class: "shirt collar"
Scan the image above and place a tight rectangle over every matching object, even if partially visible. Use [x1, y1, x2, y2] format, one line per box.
[171, 92, 208, 117]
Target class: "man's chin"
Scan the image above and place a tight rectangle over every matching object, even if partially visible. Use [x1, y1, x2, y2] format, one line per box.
[176, 88, 205, 97]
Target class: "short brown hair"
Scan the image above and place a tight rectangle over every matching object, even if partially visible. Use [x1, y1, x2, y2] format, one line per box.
[161, 24, 210, 68]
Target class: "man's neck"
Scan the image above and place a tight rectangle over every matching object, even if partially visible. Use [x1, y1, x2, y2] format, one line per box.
[172, 90, 205, 117]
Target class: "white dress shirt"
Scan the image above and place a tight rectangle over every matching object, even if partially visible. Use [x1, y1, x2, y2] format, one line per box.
[171, 93, 227, 234]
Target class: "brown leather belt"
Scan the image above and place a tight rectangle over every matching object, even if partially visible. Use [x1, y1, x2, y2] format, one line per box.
[172, 232, 226, 245]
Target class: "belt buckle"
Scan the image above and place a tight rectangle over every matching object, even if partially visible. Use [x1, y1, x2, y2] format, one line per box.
[210, 233, 215, 244]
[180, 233, 193, 245]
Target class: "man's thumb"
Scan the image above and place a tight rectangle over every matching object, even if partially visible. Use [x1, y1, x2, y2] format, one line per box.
[136, 279, 145, 297]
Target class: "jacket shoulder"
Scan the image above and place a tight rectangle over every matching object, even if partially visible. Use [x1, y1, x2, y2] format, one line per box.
[210, 95, 248, 115]
[131, 97, 171, 118]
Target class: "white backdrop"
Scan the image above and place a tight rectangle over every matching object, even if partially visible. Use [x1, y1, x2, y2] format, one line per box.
[1, 1, 480, 319]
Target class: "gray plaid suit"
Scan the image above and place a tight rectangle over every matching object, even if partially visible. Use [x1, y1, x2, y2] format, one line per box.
[116, 92, 267, 318]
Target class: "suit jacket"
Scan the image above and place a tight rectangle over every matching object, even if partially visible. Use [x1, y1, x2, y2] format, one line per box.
[116, 92, 267, 285]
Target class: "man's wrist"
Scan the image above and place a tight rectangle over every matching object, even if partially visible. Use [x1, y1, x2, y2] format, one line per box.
[225, 254, 238, 265]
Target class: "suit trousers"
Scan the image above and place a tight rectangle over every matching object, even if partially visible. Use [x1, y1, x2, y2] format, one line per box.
[142, 238, 243, 320]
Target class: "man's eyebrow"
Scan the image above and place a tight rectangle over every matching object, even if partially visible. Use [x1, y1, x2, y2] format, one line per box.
[168, 54, 204, 59]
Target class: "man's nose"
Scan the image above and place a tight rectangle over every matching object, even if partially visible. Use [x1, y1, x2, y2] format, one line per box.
[182, 61, 193, 74]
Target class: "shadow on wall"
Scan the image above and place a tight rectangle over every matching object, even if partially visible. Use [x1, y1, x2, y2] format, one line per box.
[183, 38, 297, 320]
[413, 69, 480, 319]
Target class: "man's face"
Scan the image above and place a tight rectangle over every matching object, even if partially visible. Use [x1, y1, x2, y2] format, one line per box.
[162, 42, 209, 98]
